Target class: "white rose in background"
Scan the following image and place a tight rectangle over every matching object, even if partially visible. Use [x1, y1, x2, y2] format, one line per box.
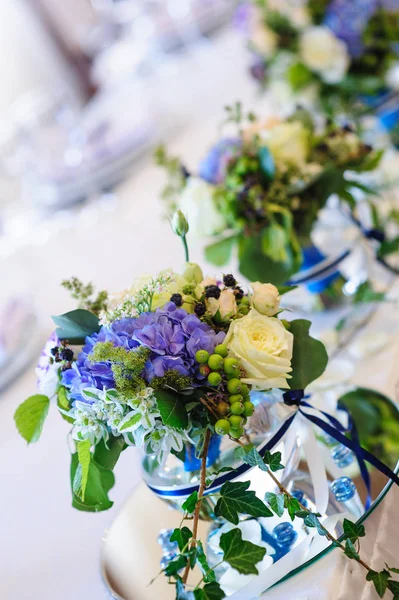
[300, 26, 349, 84]
[260, 121, 310, 167]
[386, 62, 399, 90]
[251, 24, 277, 57]
[251, 282, 280, 316]
[179, 176, 225, 238]
[225, 309, 293, 389]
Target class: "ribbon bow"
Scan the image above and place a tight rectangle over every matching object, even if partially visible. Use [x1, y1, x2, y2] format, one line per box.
[263, 390, 399, 509]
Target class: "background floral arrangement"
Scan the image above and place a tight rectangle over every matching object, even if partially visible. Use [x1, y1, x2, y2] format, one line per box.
[156, 105, 390, 287]
[238, 0, 399, 118]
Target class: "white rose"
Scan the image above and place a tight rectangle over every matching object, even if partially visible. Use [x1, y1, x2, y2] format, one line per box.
[225, 309, 293, 390]
[300, 26, 349, 84]
[207, 290, 237, 319]
[251, 282, 280, 316]
[251, 24, 277, 57]
[260, 121, 310, 167]
[386, 62, 399, 90]
[179, 176, 225, 238]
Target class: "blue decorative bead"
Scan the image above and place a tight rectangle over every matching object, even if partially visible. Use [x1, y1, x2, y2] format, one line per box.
[331, 444, 354, 468]
[273, 522, 298, 548]
[157, 529, 178, 556]
[331, 477, 357, 502]
[291, 488, 308, 508]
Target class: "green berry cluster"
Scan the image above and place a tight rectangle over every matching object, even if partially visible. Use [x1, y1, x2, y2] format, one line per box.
[195, 345, 255, 440]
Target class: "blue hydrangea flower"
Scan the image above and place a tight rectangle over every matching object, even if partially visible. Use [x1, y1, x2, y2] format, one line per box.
[324, 0, 378, 58]
[62, 302, 225, 403]
[198, 137, 242, 184]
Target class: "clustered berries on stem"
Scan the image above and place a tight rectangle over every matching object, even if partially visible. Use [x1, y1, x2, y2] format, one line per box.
[195, 345, 255, 440]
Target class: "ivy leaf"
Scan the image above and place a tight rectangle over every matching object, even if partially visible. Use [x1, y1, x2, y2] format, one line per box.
[182, 491, 198, 514]
[170, 527, 192, 552]
[263, 450, 285, 472]
[164, 554, 187, 577]
[52, 309, 100, 344]
[196, 541, 216, 583]
[304, 513, 328, 537]
[235, 444, 267, 472]
[205, 235, 237, 267]
[73, 440, 91, 501]
[70, 453, 114, 512]
[194, 582, 225, 600]
[220, 528, 266, 575]
[366, 570, 390, 598]
[287, 497, 301, 521]
[14, 395, 50, 444]
[344, 539, 360, 560]
[386, 565, 399, 575]
[265, 492, 285, 517]
[387, 580, 399, 596]
[343, 519, 365, 544]
[288, 320, 328, 389]
[215, 481, 272, 525]
[154, 389, 188, 430]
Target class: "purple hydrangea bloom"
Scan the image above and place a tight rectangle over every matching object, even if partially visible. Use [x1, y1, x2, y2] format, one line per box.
[324, 0, 378, 58]
[62, 302, 225, 403]
[198, 138, 242, 185]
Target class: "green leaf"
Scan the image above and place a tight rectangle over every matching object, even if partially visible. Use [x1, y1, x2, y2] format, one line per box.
[379, 236, 399, 258]
[205, 235, 237, 267]
[263, 450, 285, 472]
[170, 527, 192, 552]
[287, 62, 314, 91]
[344, 539, 359, 560]
[366, 570, 390, 598]
[14, 395, 50, 444]
[353, 281, 385, 304]
[215, 480, 272, 525]
[196, 542, 217, 583]
[118, 412, 142, 431]
[194, 582, 225, 600]
[182, 491, 198, 514]
[70, 453, 114, 512]
[265, 492, 285, 517]
[235, 444, 268, 472]
[93, 436, 126, 470]
[73, 439, 91, 501]
[386, 565, 399, 575]
[238, 233, 300, 286]
[277, 285, 298, 296]
[304, 513, 328, 537]
[288, 319, 328, 389]
[220, 528, 266, 575]
[387, 580, 399, 596]
[343, 519, 365, 544]
[57, 387, 74, 424]
[154, 389, 188, 430]
[164, 554, 187, 577]
[52, 309, 100, 344]
[258, 146, 275, 182]
[287, 497, 301, 521]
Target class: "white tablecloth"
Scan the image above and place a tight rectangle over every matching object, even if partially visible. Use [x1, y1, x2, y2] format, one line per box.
[1, 30, 399, 600]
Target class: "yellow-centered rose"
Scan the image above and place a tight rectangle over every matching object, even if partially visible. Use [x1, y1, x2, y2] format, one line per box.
[225, 309, 293, 390]
[251, 282, 280, 316]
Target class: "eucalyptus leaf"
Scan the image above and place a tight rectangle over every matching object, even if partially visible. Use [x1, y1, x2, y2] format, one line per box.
[52, 309, 100, 344]
[220, 528, 266, 575]
[14, 395, 50, 444]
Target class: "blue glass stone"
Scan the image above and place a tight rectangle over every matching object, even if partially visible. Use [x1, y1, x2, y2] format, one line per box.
[331, 477, 357, 502]
[322, 432, 338, 446]
[273, 522, 298, 548]
[331, 444, 354, 468]
[157, 529, 178, 556]
[291, 488, 308, 508]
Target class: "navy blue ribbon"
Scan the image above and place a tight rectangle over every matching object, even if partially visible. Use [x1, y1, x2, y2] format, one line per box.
[350, 214, 399, 276]
[278, 390, 399, 505]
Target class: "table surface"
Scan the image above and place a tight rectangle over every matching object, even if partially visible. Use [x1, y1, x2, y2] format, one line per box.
[1, 29, 399, 600]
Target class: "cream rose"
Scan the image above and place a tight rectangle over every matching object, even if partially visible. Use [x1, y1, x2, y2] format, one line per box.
[225, 309, 293, 390]
[251, 282, 280, 316]
[207, 290, 237, 320]
[257, 121, 310, 167]
[179, 176, 225, 238]
[251, 24, 277, 57]
[300, 26, 349, 84]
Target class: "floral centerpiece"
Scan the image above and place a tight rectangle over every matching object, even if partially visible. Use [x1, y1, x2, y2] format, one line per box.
[238, 0, 399, 134]
[156, 106, 395, 302]
[14, 223, 399, 599]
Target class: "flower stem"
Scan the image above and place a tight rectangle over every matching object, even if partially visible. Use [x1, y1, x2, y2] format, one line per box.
[182, 235, 190, 262]
[182, 429, 211, 585]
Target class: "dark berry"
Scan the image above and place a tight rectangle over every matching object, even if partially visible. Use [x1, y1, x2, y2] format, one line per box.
[316, 142, 328, 152]
[194, 302, 206, 317]
[234, 287, 244, 300]
[223, 274, 236, 287]
[60, 348, 74, 362]
[181, 164, 190, 179]
[170, 293, 183, 307]
[342, 123, 354, 133]
[50, 346, 59, 356]
[364, 143, 372, 152]
[205, 285, 221, 299]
